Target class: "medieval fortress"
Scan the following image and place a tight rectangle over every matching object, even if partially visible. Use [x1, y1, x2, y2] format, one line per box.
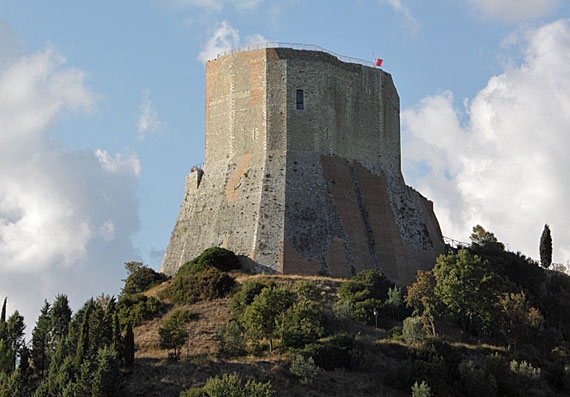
[160, 44, 444, 283]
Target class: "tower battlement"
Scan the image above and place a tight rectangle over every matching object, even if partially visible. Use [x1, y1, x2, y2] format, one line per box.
[161, 46, 444, 283]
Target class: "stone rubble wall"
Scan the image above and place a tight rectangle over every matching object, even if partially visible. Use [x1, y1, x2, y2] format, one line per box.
[161, 48, 445, 284]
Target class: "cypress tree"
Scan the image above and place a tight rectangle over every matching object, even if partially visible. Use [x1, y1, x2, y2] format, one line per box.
[92, 345, 120, 397]
[75, 303, 93, 370]
[124, 322, 135, 367]
[32, 300, 51, 377]
[540, 224, 553, 268]
[6, 311, 25, 370]
[1, 297, 6, 323]
[50, 294, 72, 343]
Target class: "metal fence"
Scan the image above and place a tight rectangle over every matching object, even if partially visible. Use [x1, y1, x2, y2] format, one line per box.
[443, 236, 469, 249]
[215, 42, 376, 68]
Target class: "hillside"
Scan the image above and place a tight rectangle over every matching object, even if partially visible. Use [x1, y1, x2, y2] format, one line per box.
[2, 231, 570, 396]
[125, 274, 407, 397]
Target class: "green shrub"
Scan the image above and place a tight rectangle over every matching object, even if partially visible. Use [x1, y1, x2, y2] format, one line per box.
[403, 316, 425, 345]
[229, 280, 269, 316]
[281, 299, 325, 349]
[458, 359, 497, 397]
[290, 355, 321, 386]
[180, 373, 273, 397]
[332, 300, 353, 322]
[301, 334, 354, 371]
[293, 281, 322, 302]
[337, 270, 394, 325]
[177, 247, 240, 277]
[411, 381, 431, 397]
[159, 309, 196, 359]
[160, 268, 235, 304]
[117, 294, 163, 329]
[122, 262, 168, 296]
[509, 359, 541, 390]
[217, 321, 246, 358]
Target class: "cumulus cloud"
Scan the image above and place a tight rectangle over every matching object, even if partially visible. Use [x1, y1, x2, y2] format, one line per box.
[467, 0, 560, 23]
[0, 23, 140, 325]
[379, 0, 420, 33]
[197, 21, 266, 63]
[402, 19, 570, 263]
[136, 89, 165, 141]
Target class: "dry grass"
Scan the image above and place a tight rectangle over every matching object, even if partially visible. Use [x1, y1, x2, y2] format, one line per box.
[124, 273, 409, 396]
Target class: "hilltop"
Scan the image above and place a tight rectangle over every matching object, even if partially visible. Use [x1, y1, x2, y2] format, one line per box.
[1, 226, 570, 396]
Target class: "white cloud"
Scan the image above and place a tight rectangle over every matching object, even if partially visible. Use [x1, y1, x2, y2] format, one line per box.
[197, 21, 267, 64]
[467, 0, 560, 23]
[379, 0, 420, 33]
[0, 23, 140, 327]
[136, 89, 165, 141]
[402, 19, 570, 264]
[95, 149, 142, 177]
[197, 21, 240, 63]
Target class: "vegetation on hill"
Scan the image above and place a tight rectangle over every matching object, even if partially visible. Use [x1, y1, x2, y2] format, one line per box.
[2, 229, 570, 396]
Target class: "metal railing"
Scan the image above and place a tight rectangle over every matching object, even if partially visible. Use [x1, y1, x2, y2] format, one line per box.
[443, 236, 469, 249]
[190, 162, 204, 172]
[215, 42, 376, 68]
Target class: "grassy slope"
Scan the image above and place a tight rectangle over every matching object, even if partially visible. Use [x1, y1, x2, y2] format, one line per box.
[124, 272, 563, 397]
[123, 273, 409, 396]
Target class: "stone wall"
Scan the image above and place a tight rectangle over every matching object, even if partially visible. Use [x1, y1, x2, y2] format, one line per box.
[161, 47, 445, 284]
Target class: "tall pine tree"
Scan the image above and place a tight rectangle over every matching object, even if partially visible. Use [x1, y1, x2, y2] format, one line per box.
[540, 224, 553, 269]
[32, 300, 51, 377]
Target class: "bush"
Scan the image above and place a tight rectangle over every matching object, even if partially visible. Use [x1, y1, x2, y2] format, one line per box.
[337, 270, 394, 325]
[281, 299, 325, 349]
[217, 321, 246, 357]
[159, 309, 196, 359]
[403, 316, 425, 345]
[458, 359, 497, 397]
[411, 381, 431, 397]
[177, 247, 240, 277]
[290, 355, 321, 386]
[510, 359, 541, 390]
[122, 262, 168, 296]
[117, 294, 163, 329]
[180, 373, 274, 397]
[229, 280, 269, 316]
[301, 334, 354, 371]
[160, 268, 236, 304]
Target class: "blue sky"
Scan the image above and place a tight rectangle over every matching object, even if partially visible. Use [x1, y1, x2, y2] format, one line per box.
[1, 0, 570, 324]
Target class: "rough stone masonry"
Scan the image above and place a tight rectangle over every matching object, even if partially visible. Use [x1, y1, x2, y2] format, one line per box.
[160, 47, 445, 284]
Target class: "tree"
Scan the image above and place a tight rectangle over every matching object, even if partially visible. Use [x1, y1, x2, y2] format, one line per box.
[158, 309, 194, 359]
[6, 311, 25, 370]
[1, 297, 6, 323]
[405, 271, 439, 336]
[75, 302, 93, 370]
[470, 225, 504, 251]
[124, 322, 135, 367]
[433, 249, 504, 334]
[243, 286, 294, 352]
[386, 286, 403, 320]
[540, 224, 552, 269]
[50, 295, 72, 342]
[403, 316, 425, 345]
[122, 262, 167, 296]
[91, 346, 120, 397]
[498, 291, 544, 346]
[32, 300, 51, 377]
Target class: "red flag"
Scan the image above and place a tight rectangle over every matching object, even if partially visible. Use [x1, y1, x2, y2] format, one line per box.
[376, 59, 383, 67]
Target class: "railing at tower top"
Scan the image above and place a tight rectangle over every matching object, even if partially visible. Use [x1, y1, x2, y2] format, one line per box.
[443, 236, 469, 249]
[214, 42, 376, 68]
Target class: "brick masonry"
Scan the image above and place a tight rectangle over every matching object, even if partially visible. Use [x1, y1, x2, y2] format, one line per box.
[160, 48, 445, 284]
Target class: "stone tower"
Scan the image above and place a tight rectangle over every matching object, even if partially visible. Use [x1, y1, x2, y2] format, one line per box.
[160, 46, 445, 283]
